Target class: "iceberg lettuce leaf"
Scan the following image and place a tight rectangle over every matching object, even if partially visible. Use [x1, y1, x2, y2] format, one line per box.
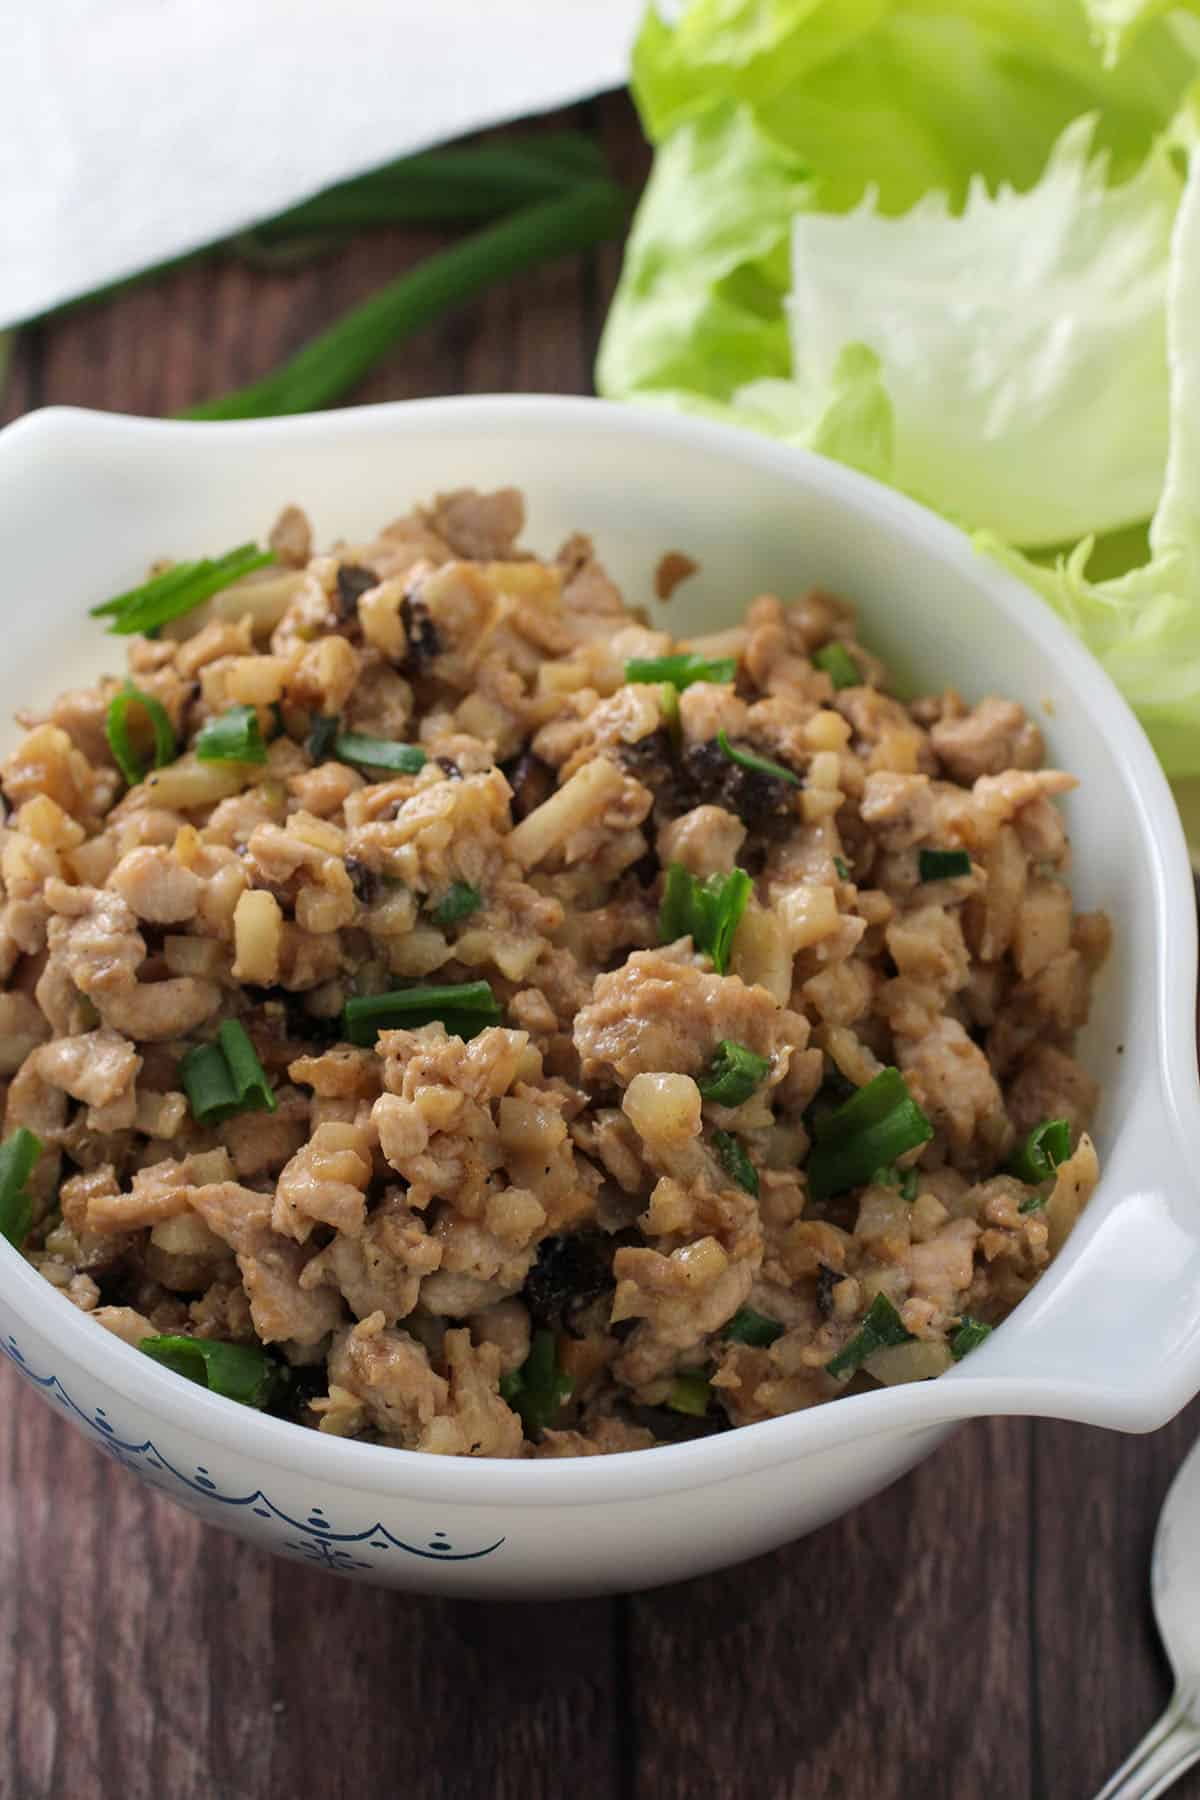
[782, 116, 1179, 546]
[983, 140, 1200, 772]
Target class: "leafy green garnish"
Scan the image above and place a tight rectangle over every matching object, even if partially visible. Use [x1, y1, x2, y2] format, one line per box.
[716, 728, 799, 787]
[951, 1317, 994, 1360]
[697, 1040, 770, 1107]
[430, 883, 482, 927]
[342, 980, 502, 1047]
[659, 863, 752, 975]
[826, 1294, 912, 1381]
[180, 183, 627, 421]
[725, 1307, 784, 1348]
[833, 856, 851, 881]
[181, 1021, 277, 1126]
[334, 733, 427, 774]
[1008, 1118, 1071, 1186]
[138, 1336, 287, 1409]
[668, 1372, 713, 1417]
[625, 652, 737, 691]
[93, 544, 274, 635]
[501, 1329, 574, 1436]
[0, 1129, 41, 1251]
[805, 1068, 932, 1203]
[195, 704, 268, 766]
[597, 2, 1200, 778]
[712, 1129, 759, 1198]
[105, 682, 176, 787]
[918, 848, 972, 881]
[813, 642, 860, 690]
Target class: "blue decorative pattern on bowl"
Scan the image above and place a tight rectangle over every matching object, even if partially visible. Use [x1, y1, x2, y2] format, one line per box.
[1, 1326, 504, 1574]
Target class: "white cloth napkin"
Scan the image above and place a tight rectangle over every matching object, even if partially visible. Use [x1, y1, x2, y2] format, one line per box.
[1, 0, 643, 329]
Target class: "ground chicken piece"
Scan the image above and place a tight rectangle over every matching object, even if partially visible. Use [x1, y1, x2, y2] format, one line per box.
[108, 845, 202, 924]
[898, 1017, 1013, 1170]
[220, 1094, 310, 1180]
[346, 767, 511, 891]
[185, 1179, 343, 1345]
[93, 1306, 157, 1347]
[905, 1216, 980, 1322]
[271, 1121, 375, 1244]
[33, 1028, 141, 1132]
[425, 488, 524, 561]
[533, 683, 664, 779]
[574, 949, 790, 1087]
[325, 1314, 449, 1444]
[0, 992, 50, 1075]
[43, 878, 144, 996]
[1006, 1044, 1099, 1139]
[657, 805, 747, 877]
[269, 504, 312, 568]
[931, 697, 1043, 783]
[190, 1279, 256, 1342]
[418, 1329, 524, 1457]
[611, 1240, 755, 1391]
[300, 1193, 440, 1322]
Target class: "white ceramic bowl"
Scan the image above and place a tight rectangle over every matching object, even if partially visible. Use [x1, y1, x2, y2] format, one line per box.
[2, 397, 1199, 1599]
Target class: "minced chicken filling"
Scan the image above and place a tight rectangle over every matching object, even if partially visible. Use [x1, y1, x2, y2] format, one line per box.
[0, 487, 1107, 1457]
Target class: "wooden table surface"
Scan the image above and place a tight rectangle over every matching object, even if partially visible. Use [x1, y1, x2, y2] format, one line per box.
[2, 91, 1198, 1800]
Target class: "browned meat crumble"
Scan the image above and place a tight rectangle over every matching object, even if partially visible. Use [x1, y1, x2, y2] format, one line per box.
[0, 487, 1108, 1457]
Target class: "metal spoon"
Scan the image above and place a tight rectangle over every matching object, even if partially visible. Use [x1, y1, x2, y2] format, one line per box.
[1096, 1437, 1200, 1799]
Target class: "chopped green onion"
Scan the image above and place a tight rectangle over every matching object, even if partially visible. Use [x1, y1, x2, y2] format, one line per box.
[1018, 1191, 1048, 1215]
[181, 1044, 238, 1125]
[217, 1021, 277, 1116]
[138, 1335, 287, 1409]
[813, 642, 860, 689]
[919, 848, 972, 881]
[0, 1128, 41, 1251]
[805, 1067, 933, 1203]
[833, 856, 851, 881]
[342, 980, 502, 1047]
[715, 728, 799, 787]
[951, 1317, 993, 1360]
[180, 183, 627, 421]
[713, 1129, 759, 1198]
[195, 704, 268, 766]
[668, 1372, 713, 1417]
[501, 1329, 573, 1435]
[725, 1307, 784, 1348]
[307, 713, 340, 762]
[1007, 1118, 1071, 1185]
[659, 863, 752, 976]
[870, 1165, 919, 1201]
[430, 883, 482, 927]
[95, 544, 275, 635]
[105, 682, 176, 787]
[334, 733, 427, 774]
[181, 1021, 277, 1126]
[625, 653, 737, 691]
[697, 1039, 771, 1107]
[826, 1293, 912, 1380]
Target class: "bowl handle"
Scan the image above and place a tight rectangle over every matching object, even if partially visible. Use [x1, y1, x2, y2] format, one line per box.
[938, 1083, 1200, 1434]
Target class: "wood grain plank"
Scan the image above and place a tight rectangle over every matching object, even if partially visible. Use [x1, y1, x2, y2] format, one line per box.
[4, 83, 1200, 1800]
[626, 1418, 1035, 1800]
[1031, 1384, 1200, 1799]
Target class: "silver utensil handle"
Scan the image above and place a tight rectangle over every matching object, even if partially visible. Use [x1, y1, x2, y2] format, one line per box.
[1095, 1692, 1200, 1800]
